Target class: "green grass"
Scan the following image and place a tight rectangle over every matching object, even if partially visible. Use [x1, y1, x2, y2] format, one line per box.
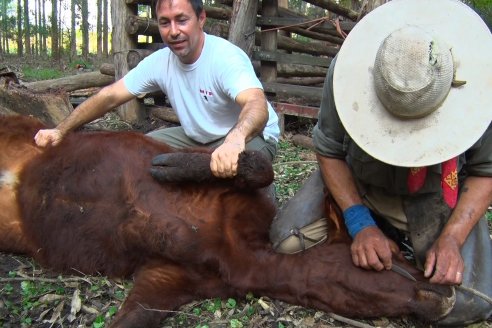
[273, 140, 318, 205]
[21, 67, 65, 82]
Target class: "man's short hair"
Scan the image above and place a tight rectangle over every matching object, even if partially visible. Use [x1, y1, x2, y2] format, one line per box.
[155, 0, 204, 18]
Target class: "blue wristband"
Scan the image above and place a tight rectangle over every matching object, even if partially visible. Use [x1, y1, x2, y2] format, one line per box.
[343, 204, 377, 238]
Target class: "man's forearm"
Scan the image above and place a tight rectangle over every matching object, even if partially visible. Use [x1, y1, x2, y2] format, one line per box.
[57, 93, 107, 134]
[441, 176, 492, 247]
[229, 89, 268, 144]
[316, 154, 363, 210]
[57, 80, 133, 135]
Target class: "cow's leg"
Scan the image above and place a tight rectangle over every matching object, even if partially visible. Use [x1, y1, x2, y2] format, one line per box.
[0, 172, 35, 254]
[0, 137, 41, 255]
[108, 259, 227, 328]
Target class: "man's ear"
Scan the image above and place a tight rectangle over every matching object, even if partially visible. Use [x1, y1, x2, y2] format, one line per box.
[199, 10, 206, 28]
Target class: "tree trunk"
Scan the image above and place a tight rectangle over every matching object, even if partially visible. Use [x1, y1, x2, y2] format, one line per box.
[1, 0, 7, 54]
[81, 0, 89, 59]
[103, 0, 109, 56]
[0, 84, 73, 127]
[37, 0, 42, 55]
[23, 0, 30, 56]
[97, 0, 103, 57]
[256, 31, 339, 58]
[303, 0, 359, 21]
[17, 0, 22, 56]
[24, 72, 114, 93]
[70, 0, 77, 58]
[228, 0, 258, 57]
[292, 134, 315, 151]
[127, 49, 155, 69]
[99, 63, 116, 76]
[33, 0, 38, 56]
[51, 0, 59, 60]
[276, 77, 325, 86]
[112, 0, 145, 123]
[41, 0, 46, 55]
[148, 106, 180, 124]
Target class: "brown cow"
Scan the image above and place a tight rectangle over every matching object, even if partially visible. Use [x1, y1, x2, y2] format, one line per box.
[0, 115, 455, 328]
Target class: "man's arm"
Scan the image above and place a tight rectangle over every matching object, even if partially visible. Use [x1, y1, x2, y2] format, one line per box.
[210, 88, 268, 178]
[317, 154, 400, 271]
[425, 176, 492, 284]
[35, 79, 135, 147]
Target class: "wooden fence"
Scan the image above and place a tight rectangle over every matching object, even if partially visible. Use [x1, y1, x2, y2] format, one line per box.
[112, 0, 360, 132]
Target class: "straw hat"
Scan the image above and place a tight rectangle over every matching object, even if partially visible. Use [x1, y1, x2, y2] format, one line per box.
[333, 0, 492, 167]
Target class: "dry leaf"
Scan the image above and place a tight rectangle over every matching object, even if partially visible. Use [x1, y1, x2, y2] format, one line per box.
[68, 289, 82, 322]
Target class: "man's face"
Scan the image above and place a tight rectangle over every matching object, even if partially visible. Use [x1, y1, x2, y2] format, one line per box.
[157, 0, 206, 64]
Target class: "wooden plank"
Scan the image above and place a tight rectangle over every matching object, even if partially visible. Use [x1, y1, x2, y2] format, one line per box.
[257, 16, 355, 32]
[263, 82, 322, 101]
[303, 0, 359, 20]
[272, 101, 319, 135]
[273, 102, 319, 118]
[253, 50, 331, 67]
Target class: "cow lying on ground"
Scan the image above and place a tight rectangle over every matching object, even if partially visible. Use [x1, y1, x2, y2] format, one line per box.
[0, 115, 455, 328]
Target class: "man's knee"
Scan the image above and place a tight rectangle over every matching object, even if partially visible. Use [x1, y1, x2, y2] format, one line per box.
[439, 218, 492, 326]
[246, 136, 277, 162]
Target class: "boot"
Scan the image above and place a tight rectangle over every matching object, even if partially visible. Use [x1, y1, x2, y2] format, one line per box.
[269, 169, 329, 254]
[438, 218, 492, 326]
[404, 193, 492, 326]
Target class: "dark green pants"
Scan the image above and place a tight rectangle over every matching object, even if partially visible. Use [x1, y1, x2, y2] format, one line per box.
[146, 127, 277, 162]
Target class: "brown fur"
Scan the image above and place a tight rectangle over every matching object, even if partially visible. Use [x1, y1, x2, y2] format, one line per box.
[0, 115, 454, 328]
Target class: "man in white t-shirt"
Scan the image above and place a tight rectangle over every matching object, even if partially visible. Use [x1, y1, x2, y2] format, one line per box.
[34, 0, 279, 178]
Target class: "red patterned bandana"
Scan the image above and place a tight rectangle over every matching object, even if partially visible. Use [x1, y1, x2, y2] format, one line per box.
[407, 167, 427, 194]
[407, 157, 458, 208]
[441, 157, 458, 208]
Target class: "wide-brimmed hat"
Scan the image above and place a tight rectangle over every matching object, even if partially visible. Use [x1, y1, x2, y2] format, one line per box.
[333, 0, 492, 167]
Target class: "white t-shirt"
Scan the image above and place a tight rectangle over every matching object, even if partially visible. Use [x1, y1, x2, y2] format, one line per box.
[124, 33, 280, 144]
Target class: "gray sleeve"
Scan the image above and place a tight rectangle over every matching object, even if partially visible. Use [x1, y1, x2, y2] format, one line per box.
[312, 56, 347, 159]
[465, 123, 492, 177]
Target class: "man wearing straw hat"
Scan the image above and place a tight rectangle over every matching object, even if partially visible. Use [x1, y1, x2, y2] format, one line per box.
[269, 0, 491, 325]
[312, 0, 492, 325]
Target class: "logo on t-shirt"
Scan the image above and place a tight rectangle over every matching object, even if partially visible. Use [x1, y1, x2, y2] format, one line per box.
[200, 89, 213, 102]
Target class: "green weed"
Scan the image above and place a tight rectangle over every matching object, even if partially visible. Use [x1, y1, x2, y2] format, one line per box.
[21, 66, 64, 82]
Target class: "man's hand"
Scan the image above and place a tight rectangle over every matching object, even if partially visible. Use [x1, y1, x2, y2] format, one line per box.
[34, 129, 64, 147]
[210, 139, 245, 178]
[351, 226, 400, 271]
[424, 234, 464, 285]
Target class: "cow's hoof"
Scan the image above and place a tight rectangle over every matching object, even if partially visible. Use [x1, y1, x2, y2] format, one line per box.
[414, 282, 456, 322]
[235, 151, 274, 189]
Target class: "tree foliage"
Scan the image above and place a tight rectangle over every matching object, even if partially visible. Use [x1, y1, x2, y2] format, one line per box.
[463, 0, 491, 30]
[0, 0, 110, 59]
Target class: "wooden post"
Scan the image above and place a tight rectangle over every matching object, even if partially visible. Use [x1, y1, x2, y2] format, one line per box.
[278, 0, 290, 41]
[260, 0, 278, 83]
[111, 0, 145, 123]
[228, 0, 258, 57]
[260, 0, 280, 132]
